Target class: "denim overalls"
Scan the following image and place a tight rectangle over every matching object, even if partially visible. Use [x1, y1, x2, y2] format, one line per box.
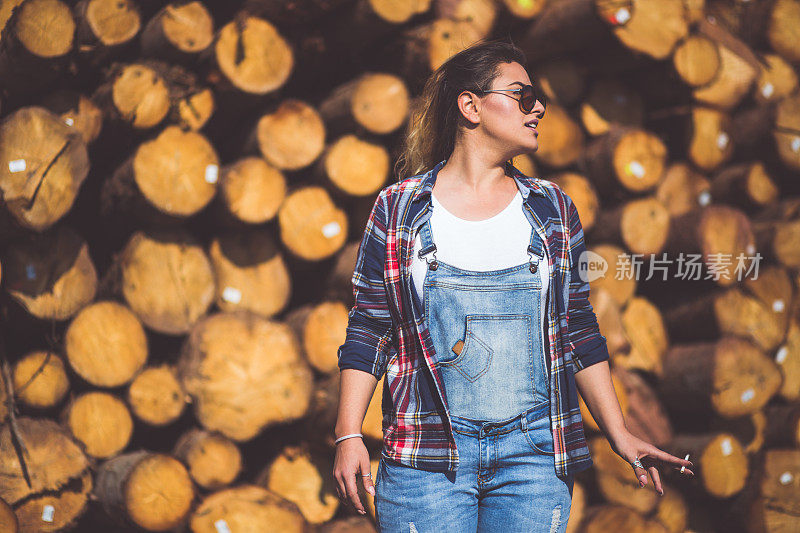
[375, 214, 574, 533]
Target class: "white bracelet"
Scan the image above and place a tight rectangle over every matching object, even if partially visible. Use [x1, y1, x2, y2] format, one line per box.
[335, 433, 363, 444]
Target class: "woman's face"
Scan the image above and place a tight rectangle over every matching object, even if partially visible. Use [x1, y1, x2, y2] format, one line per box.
[465, 61, 545, 154]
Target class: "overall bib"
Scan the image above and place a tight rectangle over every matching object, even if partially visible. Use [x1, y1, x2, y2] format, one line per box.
[375, 215, 574, 533]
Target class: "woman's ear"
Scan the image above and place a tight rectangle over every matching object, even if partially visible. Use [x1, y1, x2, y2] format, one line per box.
[457, 90, 481, 124]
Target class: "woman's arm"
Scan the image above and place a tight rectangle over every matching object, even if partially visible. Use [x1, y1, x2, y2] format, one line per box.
[573, 360, 626, 440]
[334, 189, 393, 514]
[564, 193, 694, 494]
[337, 189, 395, 379]
[563, 194, 611, 372]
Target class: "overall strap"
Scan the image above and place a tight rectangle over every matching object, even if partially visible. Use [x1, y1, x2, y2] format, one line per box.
[417, 217, 438, 270]
[527, 227, 544, 273]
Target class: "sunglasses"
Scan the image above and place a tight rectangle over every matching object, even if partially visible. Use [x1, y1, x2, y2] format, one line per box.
[472, 82, 547, 115]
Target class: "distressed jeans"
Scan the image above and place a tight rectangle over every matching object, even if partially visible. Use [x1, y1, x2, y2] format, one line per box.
[375, 401, 574, 533]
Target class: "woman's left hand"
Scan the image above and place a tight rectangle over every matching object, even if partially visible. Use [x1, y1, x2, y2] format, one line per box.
[609, 430, 694, 495]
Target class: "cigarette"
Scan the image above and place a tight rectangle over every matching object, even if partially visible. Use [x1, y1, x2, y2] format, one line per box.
[680, 453, 690, 473]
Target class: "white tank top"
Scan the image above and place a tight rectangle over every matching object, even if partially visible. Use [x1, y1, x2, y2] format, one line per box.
[411, 190, 550, 337]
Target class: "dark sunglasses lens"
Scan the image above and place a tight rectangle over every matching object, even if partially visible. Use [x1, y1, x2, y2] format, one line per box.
[523, 84, 545, 113]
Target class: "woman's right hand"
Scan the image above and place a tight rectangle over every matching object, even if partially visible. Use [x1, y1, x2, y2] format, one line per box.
[333, 437, 375, 515]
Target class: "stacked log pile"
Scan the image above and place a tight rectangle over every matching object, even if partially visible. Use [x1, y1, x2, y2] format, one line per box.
[0, 0, 798, 531]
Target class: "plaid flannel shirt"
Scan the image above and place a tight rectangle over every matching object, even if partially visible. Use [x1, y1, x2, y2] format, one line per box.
[337, 159, 610, 478]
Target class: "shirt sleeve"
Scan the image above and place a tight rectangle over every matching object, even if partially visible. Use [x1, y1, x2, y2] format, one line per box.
[564, 192, 611, 372]
[337, 188, 396, 380]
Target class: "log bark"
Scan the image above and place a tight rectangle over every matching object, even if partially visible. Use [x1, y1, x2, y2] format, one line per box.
[668, 431, 748, 499]
[0, 0, 76, 94]
[589, 196, 671, 255]
[664, 286, 786, 351]
[578, 125, 667, 201]
[752, 198, 800, 269]
[655, 162, 711, 217]
[94, 450, 194, 531]
[662, 204, 756, 287]
[102, 124, 220, 220]
[39, 90, 104, 145]
[208, 228, 292, 318]
[73, 0, 141, 67]
[318, 72, 411, 137]
[140, 1, 214, 63]
[256, 443, 339, 525]
[1, 226, 97, 320]
[0, 418, 92, 531]
[709, 161, 779, 212]
[657, 337, 782, 419]
[579, 78, 645, 136]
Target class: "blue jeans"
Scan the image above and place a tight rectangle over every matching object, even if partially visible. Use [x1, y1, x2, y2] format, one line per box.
[375, 401, 574, 532]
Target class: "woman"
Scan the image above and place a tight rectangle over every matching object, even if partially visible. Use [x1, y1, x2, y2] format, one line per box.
[333, 40, 694, 532]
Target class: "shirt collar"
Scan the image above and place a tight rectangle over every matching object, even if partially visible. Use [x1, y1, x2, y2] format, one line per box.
[411, 158, 548, 204]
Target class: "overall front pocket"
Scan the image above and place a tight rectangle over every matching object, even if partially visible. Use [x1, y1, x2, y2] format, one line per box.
[438, 316, 494, 382]
[440, 314, 533, 383]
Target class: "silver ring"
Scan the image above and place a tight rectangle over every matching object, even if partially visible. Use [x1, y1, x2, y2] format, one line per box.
[362, 473, 372, 477]
[632, 458, 644, 469]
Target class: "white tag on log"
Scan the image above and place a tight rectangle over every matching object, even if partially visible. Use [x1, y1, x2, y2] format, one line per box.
[791, 137, 800, 153]
[222, 286, 242, 304]
[776, 347, 788, 363]
[780, 472, 793, 485]
[772, 299, 785, 313]
[215, 519, 231, 533]
[205, 164, 219, 184]
[64, 117, 74, 126]
[716, 132, 729, 149]
[625, 160, 645, 179]
[614, 8, 630, 24]
[761, 82, 774, 98]
[9, 159, 26, 172]
[697, 191, 711, 206]
[740, 388, 754, 404]
[322, 221, 341, 238]
[720, 438, 733, 456]
[42, 505, 55, 522]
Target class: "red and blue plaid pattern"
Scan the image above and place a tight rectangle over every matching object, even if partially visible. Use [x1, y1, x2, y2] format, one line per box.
[338, 159, 610, 478]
